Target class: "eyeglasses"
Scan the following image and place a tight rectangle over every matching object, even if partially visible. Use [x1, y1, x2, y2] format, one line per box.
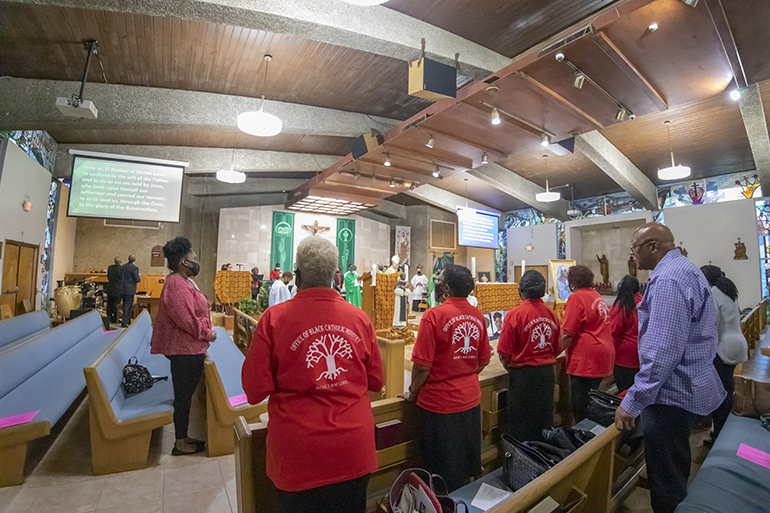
[629, 240, 655, 252]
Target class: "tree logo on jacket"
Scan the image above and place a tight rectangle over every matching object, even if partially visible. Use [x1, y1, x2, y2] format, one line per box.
[306, 333, 353, 381]
[453, 322, 480, 354]
[592, 298, 610, 321]
[530, 322, 553, 349]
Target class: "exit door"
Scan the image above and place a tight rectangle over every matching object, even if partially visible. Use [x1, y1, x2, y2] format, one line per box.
[1, 240, 39, 316]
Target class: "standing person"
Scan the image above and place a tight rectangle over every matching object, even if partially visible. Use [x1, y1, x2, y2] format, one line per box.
[427, 269, 440, 308]
[333, 268, 343, 294]
[150, 237, 216, 455]
[393, 273, 408, 327]
[269, 272, 292, 307]
[560, 265, 614, 422]
[251, 267, 261, 300]
[497, 270, 560, 441]
[615, 223, 724, 513]
[700, 265, 748, 446]
[119, 255, 141, 327]
[609, 275, 643, 392]
[410, 265, 429, 311]
[406, 265, 492, 491]
[344, 265, 362, 308]
[106, 257, 122, 325]
[270, 263, 281, 280]
[242, 237, 384, 513]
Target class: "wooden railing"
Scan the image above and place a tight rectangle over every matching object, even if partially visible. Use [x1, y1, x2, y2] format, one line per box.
[741, 298, 769, 358]
[232, 308, 260, 351]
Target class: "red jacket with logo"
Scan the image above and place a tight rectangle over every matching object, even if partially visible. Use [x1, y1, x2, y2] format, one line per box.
[609, 292, 643, 369]
[497, 298, 561, 368]
[242, 288, 384, 492]
[561, 288, 614, 377]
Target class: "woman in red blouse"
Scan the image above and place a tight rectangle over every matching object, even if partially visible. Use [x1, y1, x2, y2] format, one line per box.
[609, 275, 642, 392]
[242, 237, 384, 513]
[560, 265, 614, 422]
[407, 265, 492, 491]
[150, 237, 216, 455]
[498, 270, 560, 441]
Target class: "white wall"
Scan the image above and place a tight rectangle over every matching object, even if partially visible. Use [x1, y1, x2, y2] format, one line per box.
[50, 184, 77, 294]
[507, 223, 558, 271]
[0, 140, 53, 308]
[464, 247, 495, 280]
[217, 206, 391, 274]
[664, 199, 761, 306]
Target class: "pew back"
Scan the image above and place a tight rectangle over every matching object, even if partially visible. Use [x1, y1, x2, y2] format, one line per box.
[0, 310, 50, 351]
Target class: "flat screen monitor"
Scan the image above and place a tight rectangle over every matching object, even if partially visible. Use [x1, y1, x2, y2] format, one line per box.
[457, 207, 499, 249]
[68, 152, 185, 223]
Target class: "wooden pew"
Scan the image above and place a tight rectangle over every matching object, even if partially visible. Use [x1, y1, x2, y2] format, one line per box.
[377, 335, 406, 399]
[232, 308, 259, 351]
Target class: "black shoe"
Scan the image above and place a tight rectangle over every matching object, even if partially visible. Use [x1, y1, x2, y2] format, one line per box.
[171, 441, 206, 456]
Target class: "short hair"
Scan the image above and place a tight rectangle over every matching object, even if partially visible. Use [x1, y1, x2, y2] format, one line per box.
[493, 312, 502, 320]
[442, 264, 475, 298]
[701, 265, 738, 301]
[520, 270, 546, 299]
[163, 237, 192, 272]
[281, 271, 293, 280]
[296, 237, 337, 289]
[568, 265, 594, 290]
[700, 265, 722, 287]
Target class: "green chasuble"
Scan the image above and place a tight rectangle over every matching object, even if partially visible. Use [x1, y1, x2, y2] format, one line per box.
[344, 271, 362, 308]
[428, 272, 439, 308]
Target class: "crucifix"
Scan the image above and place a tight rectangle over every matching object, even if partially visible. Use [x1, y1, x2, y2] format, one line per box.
[301, 220, 331, 235]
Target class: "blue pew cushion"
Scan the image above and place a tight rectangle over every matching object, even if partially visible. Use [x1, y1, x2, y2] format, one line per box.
[0, 310, 50, 350]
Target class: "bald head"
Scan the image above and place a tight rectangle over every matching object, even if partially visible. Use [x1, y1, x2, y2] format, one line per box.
[633, 222, 675, 246]
[631, 222, 677, 270]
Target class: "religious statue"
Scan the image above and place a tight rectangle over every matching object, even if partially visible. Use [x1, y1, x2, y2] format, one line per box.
[343, 264, 362, 308]
[627, 255, 637, 278]
[393, 273, 408, 328]
[384, 254, 400, 274]
[677, 242, 688, 257]
[734, 237, 749, 260]
[596, 254, 609, 284]
[301, 220, 331, 236]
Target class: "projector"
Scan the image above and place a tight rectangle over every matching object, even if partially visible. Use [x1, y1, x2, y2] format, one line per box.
[56, 97, 98, 119]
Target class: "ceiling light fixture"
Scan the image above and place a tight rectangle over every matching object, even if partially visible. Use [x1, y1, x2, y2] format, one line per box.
[389, 179, 395, 188]
[648, 22, 659, 32]
[216, 169, 246, 184]
[657, 120, 691, 180]
[237, 55, 283, 137]
[433, 166, 441, 178]
[729, 89, 742, 101]
[679, 0, 699, 7]
[556, 58, 633, 122]
[353, 171, 361, 181]
[555, 52, 565, 62]
[535, 155, 561, 202]
[491, 108, 501, 125]
[384, 154, 391, 166]
[426, 135, 435, 149]
[481, 152, 488, 164]
[409, 183, 417, 191]
[615, 107, 627, 121]
[573, 71, 585, 89]
[541, 133, 550, 147]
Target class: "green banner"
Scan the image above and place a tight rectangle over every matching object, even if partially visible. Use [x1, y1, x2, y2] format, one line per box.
[270, 212, 295, 272]
[336, 218, 356, 271]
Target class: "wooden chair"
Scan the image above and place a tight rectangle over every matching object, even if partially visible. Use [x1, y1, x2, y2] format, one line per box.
[21, 300, 33, 314]
[0, 304, 12, 320]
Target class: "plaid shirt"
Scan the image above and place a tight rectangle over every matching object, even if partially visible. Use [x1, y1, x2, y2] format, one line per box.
[620, 249, 725, 417]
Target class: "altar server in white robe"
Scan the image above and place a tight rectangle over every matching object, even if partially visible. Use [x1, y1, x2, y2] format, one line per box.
[410, 266, 429, 311]
[393, 273, 408, 328]
[269, 272, 293, 307]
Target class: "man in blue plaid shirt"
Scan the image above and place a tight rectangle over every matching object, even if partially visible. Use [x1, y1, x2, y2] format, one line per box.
[615, 222, 724, 513]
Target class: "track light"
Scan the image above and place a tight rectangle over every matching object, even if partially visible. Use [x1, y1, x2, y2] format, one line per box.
[679, 0, 698, 6]
[730, 89, 741, 101]
[433, 166, 440, 178]
[555, 52, 565, 62]
[409, 183, 417, 191]
[481, 153, 488, 164]
[384, 154, 391, 166]
[648, 22, 659, 32]
[399, 181, 405, 188]
[426, 135, 435, 149]
[615, 107, 627, 121]
[491, 108, 501, 125]
[541, 133, 550, 147]
[389, 179, 395, 188]
[573, 72, 585, 89]
[353, 171, 361, 181]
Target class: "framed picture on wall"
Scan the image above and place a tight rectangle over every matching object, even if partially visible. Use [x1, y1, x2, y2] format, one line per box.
[477, 271, 491, 283]
[489, 311, 505, 340]
[549, 259, 576, 304]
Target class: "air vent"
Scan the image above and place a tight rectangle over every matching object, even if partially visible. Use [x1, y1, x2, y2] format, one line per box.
[103, 219, 162, 229]
[430, 220, 456, 250]
[538, 25, 593, 58]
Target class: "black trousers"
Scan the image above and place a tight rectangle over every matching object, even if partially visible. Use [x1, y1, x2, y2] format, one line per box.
[570, 375, 603, 422]
[642, 404, 699, 513]
[711, 355, 735, 440]
[418, 404, 481, 492]
[274, 474, 369, 513]
[166, 354, 206, 440]
[121, 294, 134, 327]
[106, 294, 120, 324]
[507, 364, 554, 441]
[614, 365, 638, 393]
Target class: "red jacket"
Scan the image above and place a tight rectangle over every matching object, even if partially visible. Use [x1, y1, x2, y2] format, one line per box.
[269, 269, 281, 280]
[151, 273, 211, 355]
[241, 288, 384, 492]
[561, 288, 614, 378]
[498, 298, 560, 368]
[609, 292, 643, 369]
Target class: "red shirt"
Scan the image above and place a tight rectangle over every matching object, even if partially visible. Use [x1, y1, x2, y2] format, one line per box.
[150, 273, 212, 356]
[270, 269, 281, 280]
[561, 288, 614, 378]
[609, 292, 643, 369]
[497, 299, 561, 368]
[241, 288, 384, 492]
[411, 297, 492, 414]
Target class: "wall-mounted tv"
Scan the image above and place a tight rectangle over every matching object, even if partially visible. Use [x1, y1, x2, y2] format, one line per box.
[457, 207, 499, 249]
[68, 151, 186, 223]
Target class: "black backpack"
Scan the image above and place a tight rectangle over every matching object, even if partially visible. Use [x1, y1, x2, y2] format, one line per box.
[123, 357, 167, 394]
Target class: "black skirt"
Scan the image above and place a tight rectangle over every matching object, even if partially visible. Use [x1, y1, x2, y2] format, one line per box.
[507, 364, 555, 442]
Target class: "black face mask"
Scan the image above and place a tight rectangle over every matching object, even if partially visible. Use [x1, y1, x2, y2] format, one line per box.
[184, 260, 200, 277]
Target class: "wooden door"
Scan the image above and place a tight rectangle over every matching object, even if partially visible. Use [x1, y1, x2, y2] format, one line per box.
[1, 241, 20, 315]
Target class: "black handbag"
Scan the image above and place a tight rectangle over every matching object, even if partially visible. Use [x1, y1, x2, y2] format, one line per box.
[388, 468, 469, 513]
[585, 389, 622, 426]
[542, 427, 596, 452]
[501, 434, 559, 492]
[123, 357, 168, 394]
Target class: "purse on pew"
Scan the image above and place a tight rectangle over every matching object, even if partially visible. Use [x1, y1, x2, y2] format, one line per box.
[585, 389, 622, 426]
[732, 376, 770, 418]
[501, 434, 560, 492]
[541, 427, 596, 452]
[123, 357, 168, 394]
[388, 468, 469, 513]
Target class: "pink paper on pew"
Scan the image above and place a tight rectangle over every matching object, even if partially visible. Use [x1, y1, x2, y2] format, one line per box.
[104, 330, 118, 333]
[737, 443, 770, 470]
[228, 394, 248, 406]
[0, 410, 40, 429]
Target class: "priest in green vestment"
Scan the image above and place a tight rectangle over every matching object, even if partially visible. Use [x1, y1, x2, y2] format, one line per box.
[427, 270, 439, 308]
[344, 264, 362, 308]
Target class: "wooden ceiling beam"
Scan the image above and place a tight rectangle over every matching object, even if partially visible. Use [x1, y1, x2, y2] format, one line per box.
[703, 0, 748, 89]
[457, 101, 545, 140]
[592, 32, 668, 111]
[518, 72, 606, 130]
[416, 126, 509, 160]
[383, 146, 474, 171]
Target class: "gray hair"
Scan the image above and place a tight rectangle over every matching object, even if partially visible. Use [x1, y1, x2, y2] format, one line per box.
[296, 236, 338, 289]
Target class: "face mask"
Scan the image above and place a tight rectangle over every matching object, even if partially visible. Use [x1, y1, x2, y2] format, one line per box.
[184, 260, 200, 277]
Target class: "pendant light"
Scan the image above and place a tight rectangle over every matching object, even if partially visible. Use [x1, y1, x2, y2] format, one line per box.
[216, 149, 246, 183]
[535, 155, 560, 202]
[237, 55, 283, 137]
[657, 121, 691, 180]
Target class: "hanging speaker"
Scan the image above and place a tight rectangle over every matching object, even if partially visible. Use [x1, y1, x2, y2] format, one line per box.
[408, 57, 457, 100]
[350, 132, 383, 160]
